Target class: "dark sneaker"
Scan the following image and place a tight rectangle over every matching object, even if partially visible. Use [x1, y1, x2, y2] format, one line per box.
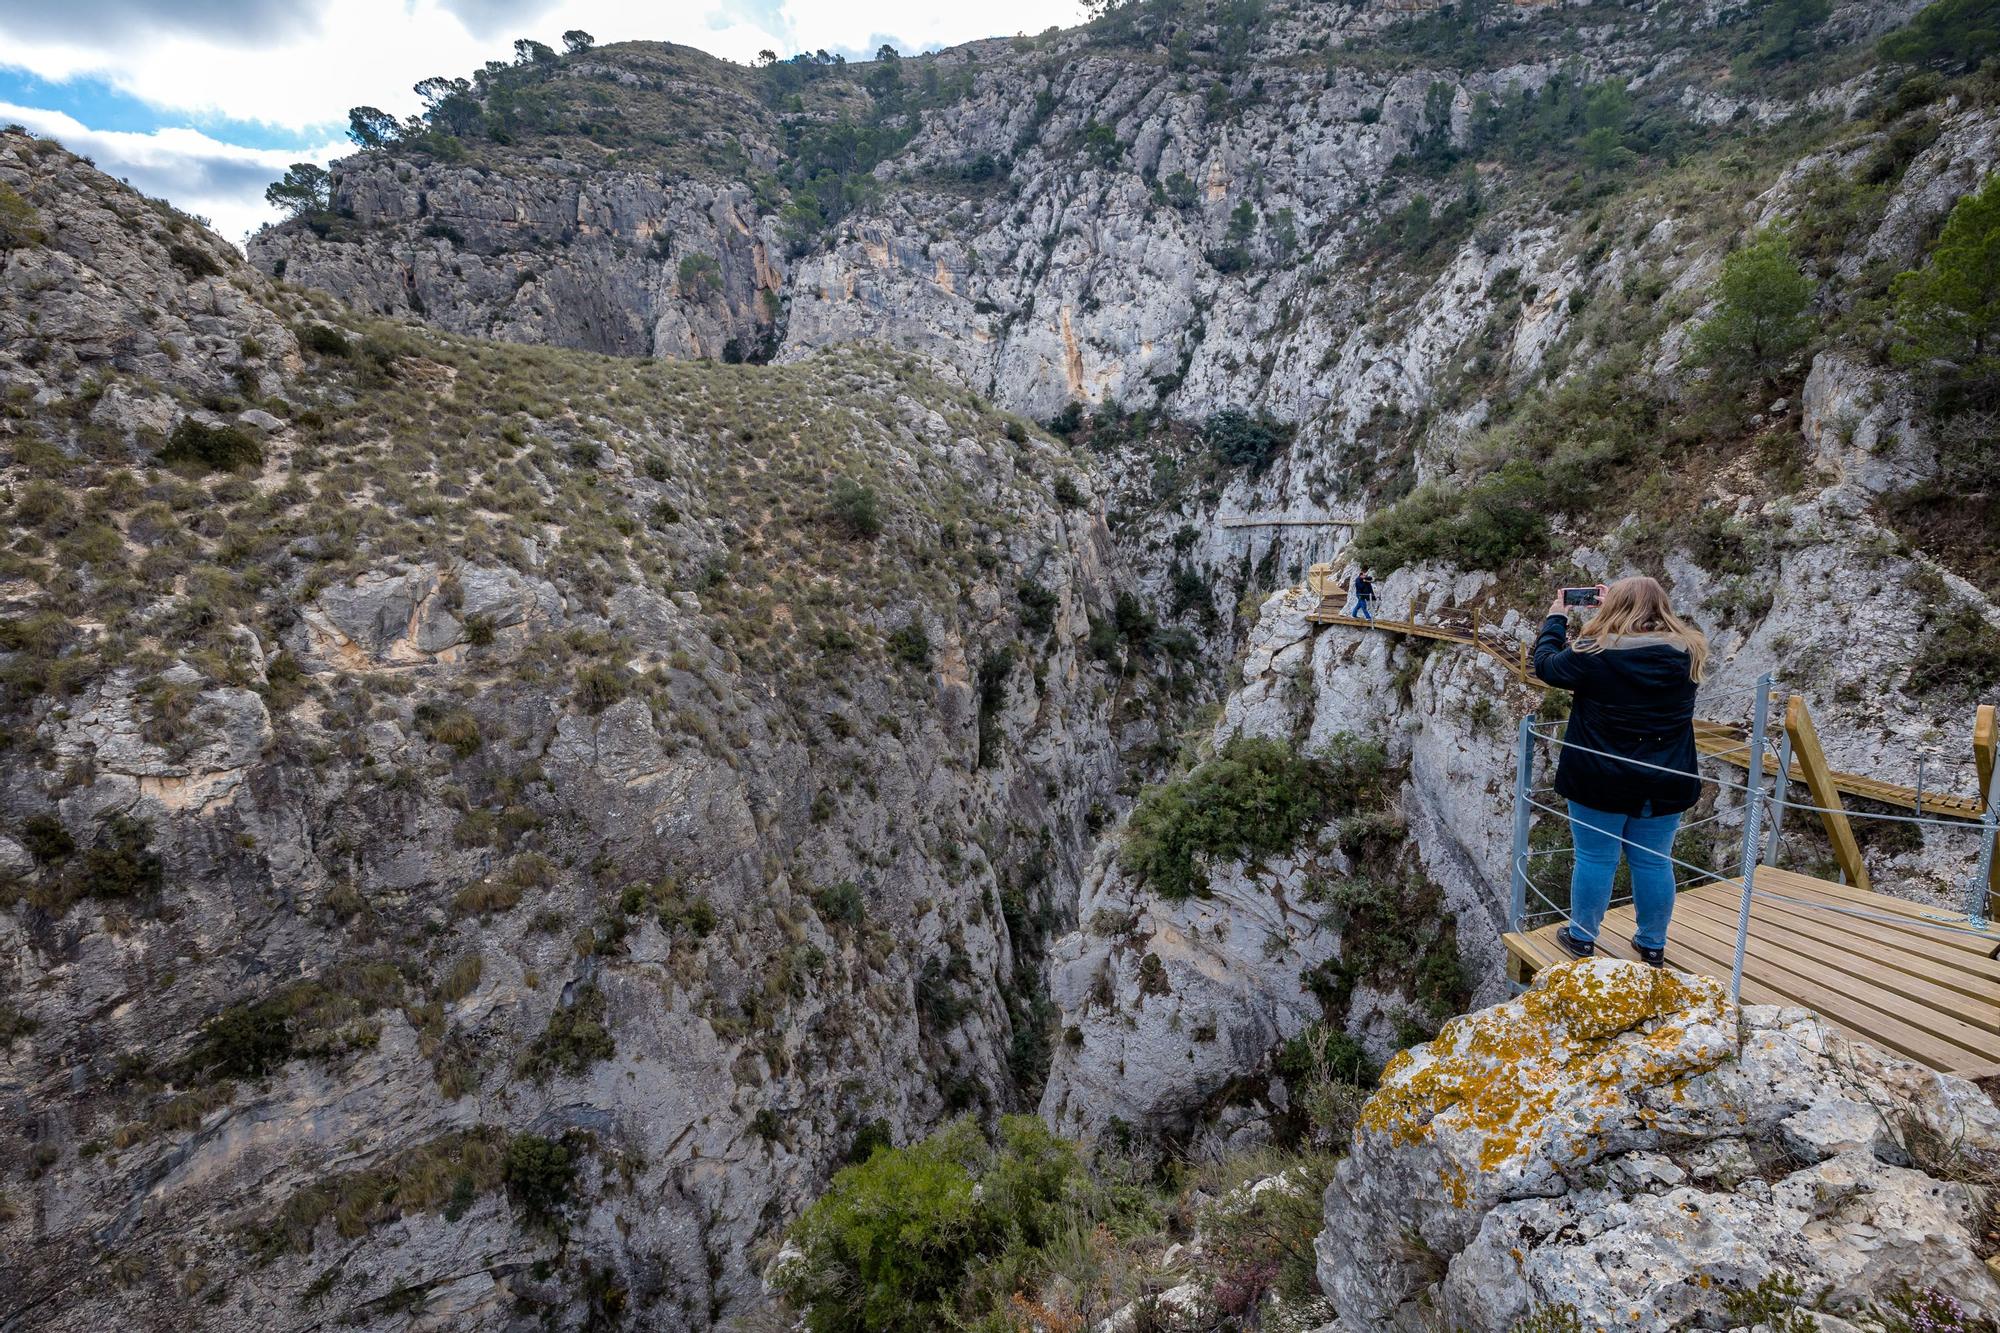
[1632, 940, 1666, 968]
[1554, 927, 1595, 958]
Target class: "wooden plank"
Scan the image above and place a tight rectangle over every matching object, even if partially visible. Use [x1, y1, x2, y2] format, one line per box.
[1670, 894, 2000, 1036]
[1749, 867, 2000, 958]
[1532, 911, 1994, 1074]
[1786, 694, 1870, 893]
[1683, 885, 2000, 1001]
[1658, 904, 2000, 1068]
[1512, 880, 2000, 1075]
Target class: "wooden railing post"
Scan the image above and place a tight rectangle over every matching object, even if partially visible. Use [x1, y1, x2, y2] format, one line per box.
[1786, 693, 1870, 893]
[1974, 703, 1999, 920]
[1976, 704, 1995, 814]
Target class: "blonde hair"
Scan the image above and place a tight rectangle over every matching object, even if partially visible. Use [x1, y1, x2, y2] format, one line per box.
[1576, 576, 1708, 682]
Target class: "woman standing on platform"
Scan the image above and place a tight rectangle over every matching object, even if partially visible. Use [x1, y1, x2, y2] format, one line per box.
[1533, 576, 1707, 967]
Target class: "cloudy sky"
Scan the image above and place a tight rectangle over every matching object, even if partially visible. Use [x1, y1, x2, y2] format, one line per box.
[0, 0, 1088, 245]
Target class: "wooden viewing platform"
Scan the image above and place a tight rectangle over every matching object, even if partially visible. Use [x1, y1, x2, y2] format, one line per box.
[1504, 868, 2000, 1078]
[1300, 574, 2000, 1080]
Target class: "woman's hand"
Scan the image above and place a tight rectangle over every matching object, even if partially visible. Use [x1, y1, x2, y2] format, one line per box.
[1547, 592, 1571, 618]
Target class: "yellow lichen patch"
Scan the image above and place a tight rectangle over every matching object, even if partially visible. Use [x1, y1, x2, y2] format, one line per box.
[1356, 959, 1734, 1189]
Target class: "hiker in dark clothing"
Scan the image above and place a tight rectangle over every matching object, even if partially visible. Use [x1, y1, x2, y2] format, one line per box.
[1532, 575, 1708, 967]
[1348, 568, 1375, 622]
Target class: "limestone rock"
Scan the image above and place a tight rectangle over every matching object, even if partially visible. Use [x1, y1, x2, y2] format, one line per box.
[1317, 959, 2000, 1331]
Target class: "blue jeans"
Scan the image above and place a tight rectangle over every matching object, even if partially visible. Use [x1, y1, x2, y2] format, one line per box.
[1349, 596, 1373, 621]
[1568, 801, 1681, 951]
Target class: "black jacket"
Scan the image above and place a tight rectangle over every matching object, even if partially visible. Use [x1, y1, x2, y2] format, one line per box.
[1354, 577, 1374, 601]
[1532, 615, 1700, 817]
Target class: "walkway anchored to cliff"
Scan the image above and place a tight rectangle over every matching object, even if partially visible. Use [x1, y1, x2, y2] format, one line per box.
[1217, 512, 1366, 529]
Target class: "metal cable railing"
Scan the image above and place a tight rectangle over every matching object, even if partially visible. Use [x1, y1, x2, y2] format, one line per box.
[1509, 671, 2000, 1003]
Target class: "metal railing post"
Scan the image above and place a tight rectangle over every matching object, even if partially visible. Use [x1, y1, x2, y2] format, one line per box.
[1729, 674, 1774, 1005]
[1762, 726, 1792, 867]
[1970, 759, 2000, 930]
[1510, 715, 1536, 933]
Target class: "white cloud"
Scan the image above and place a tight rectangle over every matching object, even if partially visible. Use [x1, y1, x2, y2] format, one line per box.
[0, 102, 344, 246]
[0, 1, 1087, 248]
[0, 1, 1090, 130]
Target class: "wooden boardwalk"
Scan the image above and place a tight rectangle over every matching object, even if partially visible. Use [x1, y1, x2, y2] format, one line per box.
[1504, 867, 2000, 1078]
[1218, 513, 1365, 529]
[1695, 719, 1983, 817]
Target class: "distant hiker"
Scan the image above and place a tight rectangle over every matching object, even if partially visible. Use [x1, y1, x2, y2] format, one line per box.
[1532, 576, 1707, 968]
[1348, 568, 1375, 622]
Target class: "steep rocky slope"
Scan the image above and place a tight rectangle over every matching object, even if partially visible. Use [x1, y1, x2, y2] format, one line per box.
[13, 0, 2000, 1326]
[0, 129, 1164, 1328]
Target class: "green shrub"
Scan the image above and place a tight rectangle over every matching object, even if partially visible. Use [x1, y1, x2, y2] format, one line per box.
[676, 252, 722, 297]
[190, 999, 295, 1079]
[159, 418, 263, 472]
[1893, 172, 2000, 413]
[1691, 229, 1816, 392]
[188, 963, 406, 1079]
[1017, 580, 1057, 634]
[503, 1132, 581, 1230]
[827, 477, 884, 539]
[574, 663, 631, 714]
[1122, 735, 1381, 901]
[1051, 474, 1085, 508]
[1204, 408, 1293, 472]
[298, 324, 352, 357]
[166, 241, 222, 278]
[518, 983, 615, 1080]
[19, 814, 73, 864]
[777, 1118, 991, 1332]
[1195, 1153, 1337, 1312]
[0, 184, 44, 250]
[1277, 1021, 1374, 1088]
[886, 620, 931, 667]
[1908, 603, 2000, 701]
[1880, 0, 2000, 70]
[0, 1003, 36, 1048]
[1352, 363, 1671, 574]
[79, 814, 163, 899]
[247, 1127, 509, 1255]
[452, 878, 522, 917]
[415, 703, 482, 756]
[813, 880, 866, 929]
[776, 1115, 1089, 1333]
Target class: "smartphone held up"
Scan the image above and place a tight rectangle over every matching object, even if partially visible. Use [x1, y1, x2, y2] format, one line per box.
[1560, 586, 1601, 608]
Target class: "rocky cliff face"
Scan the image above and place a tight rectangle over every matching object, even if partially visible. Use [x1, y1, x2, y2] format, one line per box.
[0, 129, 1164, 1328]
[250, 42, 800, 363]
[16, 0, 2000, 1326]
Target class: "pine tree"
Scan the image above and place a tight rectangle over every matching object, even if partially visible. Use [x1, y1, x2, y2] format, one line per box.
[1692, 230, 1816, 391]
[263, 163, 331, 219]
[1892, 173, 2000, 406]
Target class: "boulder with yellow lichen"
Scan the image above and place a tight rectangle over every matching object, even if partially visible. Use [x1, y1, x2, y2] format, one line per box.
[1315, 958, 2000, 1330]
